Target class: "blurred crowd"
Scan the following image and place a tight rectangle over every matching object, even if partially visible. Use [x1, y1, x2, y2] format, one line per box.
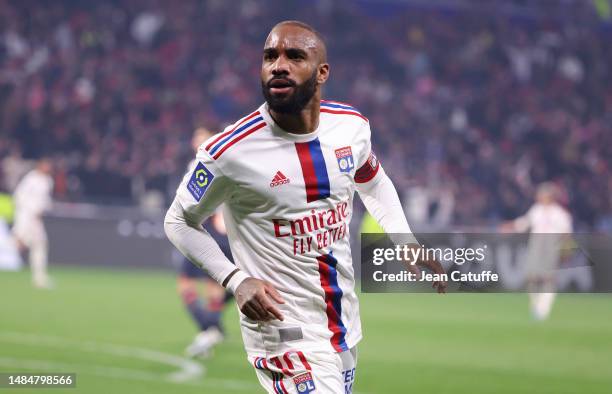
[0, 0, 610, 230]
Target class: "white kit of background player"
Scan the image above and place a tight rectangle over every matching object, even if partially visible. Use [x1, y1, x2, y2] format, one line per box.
[509, 183, 573, 321]
[12, 160, 54, 289]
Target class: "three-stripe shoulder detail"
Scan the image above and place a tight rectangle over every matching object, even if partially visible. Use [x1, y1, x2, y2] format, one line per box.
[320, 100, 368, 122]
[205, 111, 266, 159]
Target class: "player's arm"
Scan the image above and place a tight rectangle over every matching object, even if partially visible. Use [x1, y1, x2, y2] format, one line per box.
[354, 131, 446, 293]
[164, 149, 248, 293]
[164, 148, 284, 321]
[499, 207, 533, 233]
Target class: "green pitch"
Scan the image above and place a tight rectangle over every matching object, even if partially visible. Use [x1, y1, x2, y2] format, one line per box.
[0, 266, 610, 394]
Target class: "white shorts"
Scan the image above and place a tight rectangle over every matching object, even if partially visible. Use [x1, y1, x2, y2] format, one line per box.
[250, 347, 357, 394]
[12, 216, 47, 247]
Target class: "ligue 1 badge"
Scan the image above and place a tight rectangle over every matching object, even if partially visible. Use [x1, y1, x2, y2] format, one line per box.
[293, 372, 316, 393]
[187, 161, 215, 202]
[335, 146, 355, 173]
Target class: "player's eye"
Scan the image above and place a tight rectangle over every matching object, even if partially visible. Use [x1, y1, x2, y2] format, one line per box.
[287, 50, 306, 61]
[263, 51, 277, 61]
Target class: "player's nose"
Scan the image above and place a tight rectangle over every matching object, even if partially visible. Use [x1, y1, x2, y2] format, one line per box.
[271, 55, 290, 76]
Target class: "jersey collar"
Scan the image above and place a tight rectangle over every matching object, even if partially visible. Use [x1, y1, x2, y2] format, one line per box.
[260, 102, 322, 143]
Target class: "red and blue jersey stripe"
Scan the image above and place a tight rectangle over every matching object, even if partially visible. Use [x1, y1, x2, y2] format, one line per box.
[253, 356, 268, 370]
[205, 111, 266, 159]
[295, 138, 331, 203]
[320, 100, 368, 122]
[271, 371, 287, 394]
[253, 357, 288, 394]
[317, 253, 349, 352]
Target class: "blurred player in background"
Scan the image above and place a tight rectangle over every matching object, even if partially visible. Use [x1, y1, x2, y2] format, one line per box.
[166, 21, 445, 393]
[179, 127, 232, 357]
[12, 158, 54, 289]
[501, 182, 573, 321]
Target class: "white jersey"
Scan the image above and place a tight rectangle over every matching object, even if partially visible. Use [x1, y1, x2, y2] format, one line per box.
[12, 168, 53, 249]
[515, 202, 573, 277]
[173, 100, 381, 356]
[13, 169, 53, 220]
[514, 203, 573, 234]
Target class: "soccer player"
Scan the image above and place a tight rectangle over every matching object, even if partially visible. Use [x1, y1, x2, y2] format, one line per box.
[12, 158, 54, 289]
[179, 127, 232, 357]
[165, 21, 445, 393]
[501, 182, 573, 321]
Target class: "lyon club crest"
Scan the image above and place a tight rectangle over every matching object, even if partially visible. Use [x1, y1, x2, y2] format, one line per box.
[293, 372, 316, 393]
[335, 146, 354, 173]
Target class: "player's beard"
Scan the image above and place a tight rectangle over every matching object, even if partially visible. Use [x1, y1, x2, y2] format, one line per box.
[262, 70, 317, 114]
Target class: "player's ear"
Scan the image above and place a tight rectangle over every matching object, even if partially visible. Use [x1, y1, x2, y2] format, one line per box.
[317, 63, 329, 85]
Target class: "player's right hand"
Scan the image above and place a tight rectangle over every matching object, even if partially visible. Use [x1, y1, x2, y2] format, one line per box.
[235, 278, 285, 322]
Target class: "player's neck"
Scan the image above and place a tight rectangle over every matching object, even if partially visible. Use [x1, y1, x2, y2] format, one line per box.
[269, 100, 320, 134]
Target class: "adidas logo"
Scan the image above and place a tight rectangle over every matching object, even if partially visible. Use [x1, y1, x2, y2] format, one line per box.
[270, 171, 290, 187]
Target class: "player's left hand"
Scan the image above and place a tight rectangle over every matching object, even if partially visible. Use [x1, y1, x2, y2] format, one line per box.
[420, 258, 447, 294]
[404, 243, 447, 294]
